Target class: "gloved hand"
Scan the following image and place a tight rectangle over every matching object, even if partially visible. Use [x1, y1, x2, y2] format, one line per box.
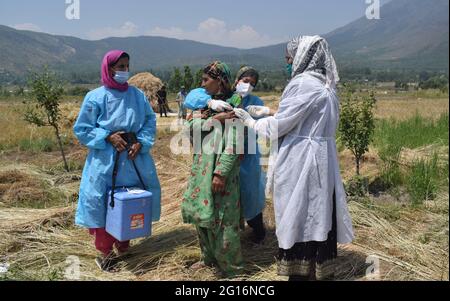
[207, 99, 233, 112]
[234, 108, 256, 128]
[246, 105, 271, 118]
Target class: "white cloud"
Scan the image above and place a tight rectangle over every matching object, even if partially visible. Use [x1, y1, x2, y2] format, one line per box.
[11, 23, 42, 32]
[149, 26, 185, 38]
[87, 21, 138, 40]
[147, 18, 280, 49]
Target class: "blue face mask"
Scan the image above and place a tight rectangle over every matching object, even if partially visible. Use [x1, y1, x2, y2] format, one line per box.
[114, 71, 130, 84]
[286, 64, 293, 77]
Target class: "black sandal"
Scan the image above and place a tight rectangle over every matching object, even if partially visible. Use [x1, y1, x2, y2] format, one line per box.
[95, 256, 121, 273]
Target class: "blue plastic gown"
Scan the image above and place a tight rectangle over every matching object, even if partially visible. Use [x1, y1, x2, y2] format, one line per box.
[240, 95, 266, 220]
[73, 86, 161, 229]
[184, 88, 266, 220]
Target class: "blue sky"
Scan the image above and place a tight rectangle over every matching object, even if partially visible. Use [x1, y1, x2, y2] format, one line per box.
[0, 0, 391, 48]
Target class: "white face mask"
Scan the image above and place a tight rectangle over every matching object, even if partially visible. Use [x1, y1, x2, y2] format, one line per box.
[113, 71, 130, 84]
[236, 82, 254, 98]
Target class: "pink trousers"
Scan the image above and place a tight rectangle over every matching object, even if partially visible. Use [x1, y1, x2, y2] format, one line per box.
[89, 228, 130, 256]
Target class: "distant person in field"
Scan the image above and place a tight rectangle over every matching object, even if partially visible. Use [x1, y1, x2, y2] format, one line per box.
[176, 85, 188, 121]
[181, 61, 245, 278]
[156, 85, 168, 117]
[234, 36, 354, 281]
[73, 50, 161, 272]
[232, 66, 268, 244]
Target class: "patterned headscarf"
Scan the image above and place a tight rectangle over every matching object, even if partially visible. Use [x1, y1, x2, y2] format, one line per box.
[203, 61, 233, 98]
[287, 35, 339, 88]
[235, 66, 260, 87]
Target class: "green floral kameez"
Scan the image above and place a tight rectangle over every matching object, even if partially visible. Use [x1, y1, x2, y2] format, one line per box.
[182, 115, 244, 277]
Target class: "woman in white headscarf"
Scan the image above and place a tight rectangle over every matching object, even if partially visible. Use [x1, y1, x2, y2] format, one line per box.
[234, 36, 354, 281]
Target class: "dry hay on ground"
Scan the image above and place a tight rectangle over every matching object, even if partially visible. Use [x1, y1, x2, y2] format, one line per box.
[399, 145, 449, 166]
[1, 142, 448, 280]
[2, 192, 447, 281]
[129, 72, 164, 112]
[348, 192, 449, 280]
[0, 167, 69, 209]
[0, 169, 48, 207]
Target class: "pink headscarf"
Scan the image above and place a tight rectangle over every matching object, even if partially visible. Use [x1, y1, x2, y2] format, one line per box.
[101, 50, 129, 92]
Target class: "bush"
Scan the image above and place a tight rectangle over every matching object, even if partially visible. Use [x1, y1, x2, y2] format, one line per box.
[25, 68, 69, 171]
[339, 88, 376, 176]
[345, 175, 369, 197]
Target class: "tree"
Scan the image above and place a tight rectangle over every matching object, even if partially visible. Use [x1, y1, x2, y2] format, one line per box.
[169, 68, 183, 92]
[0, 85, 9, 98]
[183, 66, 194, 91]
[339, 87, 376, 176]
[15, 86, 25, 96]
[194, 68, 204, 89]
[24, 68, 69, 172]
[395, 80, 408, 91]
[419, 75, 449, 92]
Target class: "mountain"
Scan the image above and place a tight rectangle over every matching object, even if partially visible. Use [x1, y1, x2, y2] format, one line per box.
[0, 0, 448, 82]
[240, 0, 449, 71]
[0, 24, 279, 78]
[325, 0, 449, 70]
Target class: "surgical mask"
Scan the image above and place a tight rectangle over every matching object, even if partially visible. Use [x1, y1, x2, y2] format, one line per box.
[236, 82, 254, 98]
[113, 71, 130, 84]
[286, 64, 293, 77]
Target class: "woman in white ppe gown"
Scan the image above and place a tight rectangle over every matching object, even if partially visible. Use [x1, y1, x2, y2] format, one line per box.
[234, 36, 354, 281]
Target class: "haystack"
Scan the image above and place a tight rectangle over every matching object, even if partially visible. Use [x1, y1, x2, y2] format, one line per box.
[128, 72, 164, 112]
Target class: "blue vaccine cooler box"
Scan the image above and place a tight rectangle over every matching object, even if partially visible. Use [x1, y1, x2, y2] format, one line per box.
[106, 188, 153, 242]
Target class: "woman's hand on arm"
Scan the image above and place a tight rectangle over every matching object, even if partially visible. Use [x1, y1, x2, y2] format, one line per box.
[208, 99, 233, 112]
[246, 106, 274, 118]
[213, 111, 236, 124]
[233, 108, 256, 128]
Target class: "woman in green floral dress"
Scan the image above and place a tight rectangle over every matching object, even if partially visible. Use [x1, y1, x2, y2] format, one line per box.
[182, 61, 244, 277]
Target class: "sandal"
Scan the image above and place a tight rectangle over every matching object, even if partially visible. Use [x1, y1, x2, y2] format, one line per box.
[190, 261, 215, 271]
[95, 256, 121, 273]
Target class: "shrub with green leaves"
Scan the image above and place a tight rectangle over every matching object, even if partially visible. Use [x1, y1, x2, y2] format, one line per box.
[339, 87, 376, 176]
[345, 175, 369, 197]
[24, 68, 69, 172]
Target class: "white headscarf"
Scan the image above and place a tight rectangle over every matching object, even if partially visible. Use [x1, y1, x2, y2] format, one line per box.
[287, 35, 340, 89]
